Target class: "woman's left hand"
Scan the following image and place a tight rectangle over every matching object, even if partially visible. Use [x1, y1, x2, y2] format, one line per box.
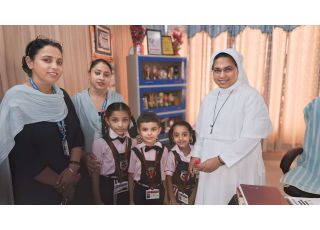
[55, 167, 79, 196]
[197, 157, 221, 173]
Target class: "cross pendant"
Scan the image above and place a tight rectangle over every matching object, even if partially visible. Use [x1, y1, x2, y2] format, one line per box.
[210, 124, 214, 134]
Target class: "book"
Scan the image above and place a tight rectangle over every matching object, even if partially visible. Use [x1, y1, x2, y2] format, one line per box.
[236, 187, 246, 205]
[285, 196, 320, 205]
[238, 184, 288, 205]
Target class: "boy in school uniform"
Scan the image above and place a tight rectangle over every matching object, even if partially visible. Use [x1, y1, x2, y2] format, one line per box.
[128, 112, 168, 205]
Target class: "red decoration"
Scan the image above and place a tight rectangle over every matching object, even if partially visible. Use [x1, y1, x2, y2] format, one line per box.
[130, 25, 145, 46]
[171, 28, 183, 55]
[129, 25, 146, 55]
[194, 159, 200, 165]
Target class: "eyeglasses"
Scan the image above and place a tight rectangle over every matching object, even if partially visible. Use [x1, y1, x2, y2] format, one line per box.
[212, 66, 236, 75]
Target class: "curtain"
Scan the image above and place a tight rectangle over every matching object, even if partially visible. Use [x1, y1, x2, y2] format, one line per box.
[1, 25, 319, 152]
[186, 25, 320, 152]
[186, 31, 228, 125]
[111, 25, 133, 102]
[278, 26, 320, 149]
[0, 25, 92, 98]
[0, 25, 130, 102]
[187, 25, 297, 38]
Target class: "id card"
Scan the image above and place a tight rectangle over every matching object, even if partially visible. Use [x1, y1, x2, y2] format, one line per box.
[177, 191, 189, 205]
[62, 139, 70, 156]
[145, 188, 160, 200]
[114, 180, 128, 195]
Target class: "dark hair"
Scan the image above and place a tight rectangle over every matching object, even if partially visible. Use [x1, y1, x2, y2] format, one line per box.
[101, 102, 133, 139]
[212, 52, 238, 69]
[168, 120, 196, 145]
[137, 112, 161, 129]
[89, 59, 113, 73]
[22, 37, 63, 78]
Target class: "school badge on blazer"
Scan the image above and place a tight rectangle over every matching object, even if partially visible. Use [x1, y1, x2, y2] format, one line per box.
[119, 159, 128, 171]
[146, 166, 156, 179]
[180, 170, 190, 182]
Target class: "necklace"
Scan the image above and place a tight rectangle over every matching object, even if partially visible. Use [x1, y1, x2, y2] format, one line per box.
[210, 90, 234, 134]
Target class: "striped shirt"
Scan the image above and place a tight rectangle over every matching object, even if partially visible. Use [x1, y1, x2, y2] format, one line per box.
[281, 97, 320, 194]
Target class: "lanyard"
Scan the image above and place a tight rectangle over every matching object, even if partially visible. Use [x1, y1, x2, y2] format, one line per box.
[101, 99, 108, 112]
[29, 78, 69, 156]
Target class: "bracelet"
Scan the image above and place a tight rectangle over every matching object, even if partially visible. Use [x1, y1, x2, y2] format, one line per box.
[218, 156, 225, 165]
[69, 161, 80, 166]
[68, 167, 76, 174]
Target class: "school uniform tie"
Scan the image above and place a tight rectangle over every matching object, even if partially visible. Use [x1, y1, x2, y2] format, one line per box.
[112, 136, 126, 144]
[145, 145, 162, 152]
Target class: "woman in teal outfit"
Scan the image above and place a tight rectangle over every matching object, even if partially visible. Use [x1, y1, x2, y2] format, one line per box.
[72, 59, 123, 203]
[72, 59, 123, 154]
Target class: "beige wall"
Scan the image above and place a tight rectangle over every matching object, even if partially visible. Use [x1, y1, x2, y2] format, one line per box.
[0, 25, 132, 102]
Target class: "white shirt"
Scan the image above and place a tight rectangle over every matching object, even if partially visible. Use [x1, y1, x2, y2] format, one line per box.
[128, 141, 169, 181]
[92, 128, 135, 176]
[165, 144, 193, 176]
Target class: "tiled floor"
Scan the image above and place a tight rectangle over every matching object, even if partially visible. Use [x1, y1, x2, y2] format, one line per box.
[263, 151, 286, 196]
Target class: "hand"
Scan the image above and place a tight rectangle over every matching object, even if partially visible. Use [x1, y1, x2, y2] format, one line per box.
[188, 157, 201, 177]
[136, 135, 143, 144]
[55, 167, 78, 196]
[197, 157, 221, 173]
[61, 185, 76, 202]
[86, 153, 100, 175]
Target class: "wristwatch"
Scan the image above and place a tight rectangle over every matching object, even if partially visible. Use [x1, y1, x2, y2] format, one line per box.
[217, 156, 225, 165]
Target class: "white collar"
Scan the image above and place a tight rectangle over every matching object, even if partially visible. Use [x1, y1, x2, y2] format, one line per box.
[138, 141, 162, 149]
[171, 144, 192, 156]
[108, 128, 130, 139]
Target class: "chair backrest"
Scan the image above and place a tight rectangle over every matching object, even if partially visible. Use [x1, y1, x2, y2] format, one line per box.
[280, 147, 303, 174]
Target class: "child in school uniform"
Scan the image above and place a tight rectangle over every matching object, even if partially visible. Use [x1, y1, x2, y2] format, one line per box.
[165, 121, 198, 205]
[128, 112, 169, 205]
[91, 102, 136, 205]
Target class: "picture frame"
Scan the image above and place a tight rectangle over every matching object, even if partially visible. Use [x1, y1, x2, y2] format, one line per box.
[161, 36, 174, 55]
[94, 25, 112, 56]
[89, 25, 112, 61]
[146, 29, 162, 55]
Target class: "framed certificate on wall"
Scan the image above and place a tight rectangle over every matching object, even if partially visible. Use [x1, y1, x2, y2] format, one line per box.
[161, 36, 174, 55]
[89, 25, 113, 61]
[146, 29, 162, 55]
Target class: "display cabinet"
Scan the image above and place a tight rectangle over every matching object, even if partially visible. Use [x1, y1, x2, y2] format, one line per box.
[126, 55, 187, 142]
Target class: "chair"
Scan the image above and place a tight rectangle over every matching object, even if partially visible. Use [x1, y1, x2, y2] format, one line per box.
[280, 147, 303, 174]
[280, 147, 320, 198]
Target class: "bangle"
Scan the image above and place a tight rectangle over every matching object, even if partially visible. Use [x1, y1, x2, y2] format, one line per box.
[68, 167, 76, 174]
[69, 161, 80, 167]
[218, 156, 225, 165]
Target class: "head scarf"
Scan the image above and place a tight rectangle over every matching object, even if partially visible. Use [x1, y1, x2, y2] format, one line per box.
[210, 48, 249, 87]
